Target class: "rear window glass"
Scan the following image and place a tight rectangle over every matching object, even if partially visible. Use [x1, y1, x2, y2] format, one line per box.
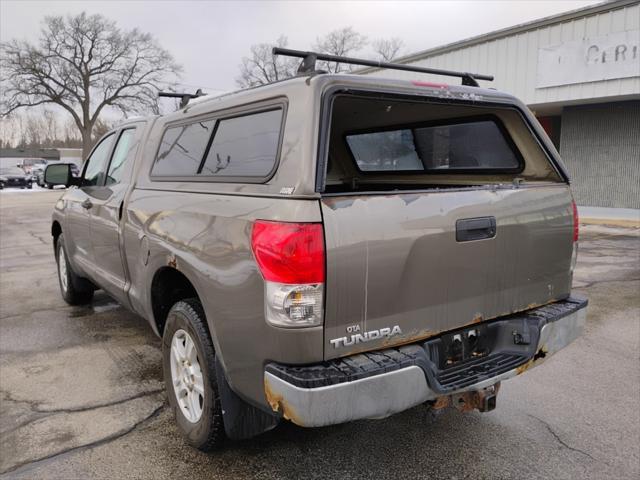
[346, 119, 521, 173]
[151, 108, 283, 179]
[200, 109, 282, 177]
[152, 120, 215, 176]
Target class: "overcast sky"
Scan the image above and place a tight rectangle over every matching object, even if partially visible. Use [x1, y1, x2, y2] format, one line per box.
[2, 0, 603, 95]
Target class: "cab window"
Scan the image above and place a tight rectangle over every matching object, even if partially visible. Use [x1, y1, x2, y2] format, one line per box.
[105, 128, 137, 186]
[83, 134, 115, 186]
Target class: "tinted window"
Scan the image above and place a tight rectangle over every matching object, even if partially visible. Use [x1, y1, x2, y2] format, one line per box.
[152, 120, 215, 176]
[346, 120, 520, 173]
[105, 129, 137, 186]
[83, 134, 115, 186]
[200, 109, 282, 177]
[346, 130, 422, 171]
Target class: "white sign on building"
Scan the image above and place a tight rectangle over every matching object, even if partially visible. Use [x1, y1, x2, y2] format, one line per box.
[537, 29, 640, 88]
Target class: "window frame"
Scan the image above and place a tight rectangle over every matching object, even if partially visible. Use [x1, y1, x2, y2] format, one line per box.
[343, 114, 525, 176]
[149, 100, 288, 184]
[80, 132, 117, 188]
[104, 127, 138, 187]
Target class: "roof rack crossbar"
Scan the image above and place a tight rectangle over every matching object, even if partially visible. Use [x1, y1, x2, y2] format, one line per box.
[158, 89, 206, 108]
[272, 47, 493, 87]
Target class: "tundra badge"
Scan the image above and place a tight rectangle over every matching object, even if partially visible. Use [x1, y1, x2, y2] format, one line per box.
[330, 326, 402, 348]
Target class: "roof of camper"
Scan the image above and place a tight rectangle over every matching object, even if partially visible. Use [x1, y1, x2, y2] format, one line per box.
[158, 72, 521, 123]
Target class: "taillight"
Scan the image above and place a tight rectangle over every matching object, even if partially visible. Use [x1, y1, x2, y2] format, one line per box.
[251, 221, 325, 328]
[572, 201, 579, 242]
[251, 221, 324, 283]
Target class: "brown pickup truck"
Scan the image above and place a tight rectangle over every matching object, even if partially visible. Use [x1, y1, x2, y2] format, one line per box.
[45, 49, 587, 450]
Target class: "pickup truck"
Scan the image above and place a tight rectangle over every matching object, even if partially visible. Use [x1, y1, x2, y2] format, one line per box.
[45, 52, 587, 450]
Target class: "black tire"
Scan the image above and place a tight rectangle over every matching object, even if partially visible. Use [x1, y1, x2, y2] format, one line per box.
[55, 234, 94, 305]
[27, 183, 32, 189]
[163, 299, 225, 451]
[47, 184, 53, 189]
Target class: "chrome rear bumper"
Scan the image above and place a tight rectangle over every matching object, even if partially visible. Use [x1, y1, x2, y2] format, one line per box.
[264, 296, 587, 427]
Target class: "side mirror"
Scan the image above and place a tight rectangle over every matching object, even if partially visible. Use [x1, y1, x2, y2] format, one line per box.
[44, 164, 72, 187]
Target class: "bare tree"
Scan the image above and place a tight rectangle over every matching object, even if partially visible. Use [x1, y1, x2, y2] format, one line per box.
[373, 38, 404, 62]
[61, 118, 82, 148]
[92, 117, 114, 141]
[24, 115, 44, 146]
[236, 36, 298, 88]
[313, 27, 367, 73]
[0, 12, 181, 157]
[42, 110, 59, 144]
[0, 109, 86, 149]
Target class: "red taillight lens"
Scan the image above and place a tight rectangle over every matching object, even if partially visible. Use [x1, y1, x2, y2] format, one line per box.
[251, 221, 325, 284]
[572, 201, 579, 242]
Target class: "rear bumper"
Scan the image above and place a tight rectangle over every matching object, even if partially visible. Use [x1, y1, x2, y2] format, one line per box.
[264, 296, 587, 427]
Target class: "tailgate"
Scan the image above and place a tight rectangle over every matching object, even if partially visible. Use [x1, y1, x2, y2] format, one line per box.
[322, 185, 574, 359]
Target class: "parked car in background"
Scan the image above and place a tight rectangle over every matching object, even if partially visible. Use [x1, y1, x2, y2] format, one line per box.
[30, 160, 50, 179]
[16, 158, 48, 176]
[36, 171, 46, 187]
[0, 166, 33, 189]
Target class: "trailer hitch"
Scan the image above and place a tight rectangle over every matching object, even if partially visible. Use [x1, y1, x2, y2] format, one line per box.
[431, 383, 500, 413]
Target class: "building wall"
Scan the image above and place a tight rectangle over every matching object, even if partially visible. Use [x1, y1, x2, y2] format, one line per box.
[365, 1, 639, 110]
[58, 148, 83, 167]
[560, 100, 640, 208]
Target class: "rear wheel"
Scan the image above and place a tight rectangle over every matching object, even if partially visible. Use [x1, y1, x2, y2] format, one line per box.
[56, 234, 94, 305]
[47, 184, 53, 189]
[163, 299, 225, 451]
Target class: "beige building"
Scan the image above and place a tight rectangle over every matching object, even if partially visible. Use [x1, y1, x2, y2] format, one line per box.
[362, 0, 640, 209]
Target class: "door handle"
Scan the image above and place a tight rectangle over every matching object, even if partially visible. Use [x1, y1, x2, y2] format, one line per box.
[81, 198, 93, 210]
[456, 216, 496, 242]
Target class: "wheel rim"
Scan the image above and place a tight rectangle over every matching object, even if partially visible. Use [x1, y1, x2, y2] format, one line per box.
[170, 329, 205, 423]
[58, 246, 68, 293]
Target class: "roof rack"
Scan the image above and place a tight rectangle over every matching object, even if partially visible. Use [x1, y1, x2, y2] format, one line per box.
[158, 89, 206, 108]
[272, 47, 493, 87]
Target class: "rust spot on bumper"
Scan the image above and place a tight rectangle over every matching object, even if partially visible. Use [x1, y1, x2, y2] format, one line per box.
[516, 347, 548, 375]
[432, 383, 500, 413]
[264, 377, 304, 426]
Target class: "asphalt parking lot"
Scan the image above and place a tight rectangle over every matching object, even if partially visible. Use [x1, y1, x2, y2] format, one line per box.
[0, 190, 638, 480]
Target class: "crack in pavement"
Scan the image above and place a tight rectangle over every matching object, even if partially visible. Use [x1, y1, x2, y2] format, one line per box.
[0, 302, 124, 321]
[27, 231, 50, 246]
[0, 388, 165, 437]
[0, 403, 166, 476]
[528, 414, 597, 461]
[0, 306, 80, 321]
